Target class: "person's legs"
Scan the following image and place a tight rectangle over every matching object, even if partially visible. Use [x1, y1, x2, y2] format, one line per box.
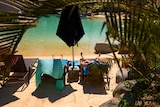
[80, 52, 92, 67]
[80, 52, 85, 61]
[81, 52, 101, 62]
[95, 53, 101, 62]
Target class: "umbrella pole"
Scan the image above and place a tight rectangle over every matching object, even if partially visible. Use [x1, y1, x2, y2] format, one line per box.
[72, 46, 74, 69]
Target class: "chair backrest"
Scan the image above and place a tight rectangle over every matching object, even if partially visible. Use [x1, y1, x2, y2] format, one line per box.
[11, 55, 27, 72]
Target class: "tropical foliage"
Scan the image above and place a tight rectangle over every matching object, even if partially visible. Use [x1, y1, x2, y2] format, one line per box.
[101, 0, 160, 106]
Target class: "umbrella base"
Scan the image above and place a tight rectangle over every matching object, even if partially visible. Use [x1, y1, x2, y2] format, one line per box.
[67, 66, 80, 83]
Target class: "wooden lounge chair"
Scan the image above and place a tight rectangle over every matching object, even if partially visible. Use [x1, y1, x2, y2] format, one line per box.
[9, 55, 32, 85]
[94, 43, 118, 54]
[79, 59, 110, 89]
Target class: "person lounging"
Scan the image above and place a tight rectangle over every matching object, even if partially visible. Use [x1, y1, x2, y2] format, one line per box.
[80, 52, 109, 75]
[80, 52, 107, 67]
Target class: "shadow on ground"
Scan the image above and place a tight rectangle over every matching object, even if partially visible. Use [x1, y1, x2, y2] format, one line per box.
[32, 74, 76, 103]
[0, 82, 24, 106]
[82, 83, 107, 94]
[0, 58, 37, 107]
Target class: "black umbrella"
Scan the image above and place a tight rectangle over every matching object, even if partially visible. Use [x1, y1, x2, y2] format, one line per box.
[56, 5, 85, 67]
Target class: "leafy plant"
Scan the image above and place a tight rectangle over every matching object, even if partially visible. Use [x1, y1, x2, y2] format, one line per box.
[101, 0, 160, 106]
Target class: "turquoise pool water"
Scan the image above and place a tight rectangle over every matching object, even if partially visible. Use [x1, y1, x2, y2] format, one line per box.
[18, 14, 108, 57]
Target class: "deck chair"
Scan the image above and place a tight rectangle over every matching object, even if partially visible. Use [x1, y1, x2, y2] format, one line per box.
[80, 61, 110, 89]
[35, 59, 67, 91]
[9, 55, 31, 85]
[94, 43, 118, 54]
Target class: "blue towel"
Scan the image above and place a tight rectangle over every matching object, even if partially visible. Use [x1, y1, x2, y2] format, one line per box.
[61, 59, 68, 66]
[36, 59, 66, 91]
[83, 61, 108, 75]
[68, 61, 80, 66]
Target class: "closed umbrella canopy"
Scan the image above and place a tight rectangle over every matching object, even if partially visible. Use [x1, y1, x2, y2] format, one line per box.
[56, 5, 85, 67]
[56, 5, 84, 47]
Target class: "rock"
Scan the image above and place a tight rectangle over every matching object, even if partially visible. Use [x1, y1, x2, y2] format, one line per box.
[99, 97, 120, 107]
[113, 80, 137, 97]
[116, 68, 129, 83]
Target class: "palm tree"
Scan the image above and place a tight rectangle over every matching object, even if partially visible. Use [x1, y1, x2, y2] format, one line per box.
[101, 0, 160, 106]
